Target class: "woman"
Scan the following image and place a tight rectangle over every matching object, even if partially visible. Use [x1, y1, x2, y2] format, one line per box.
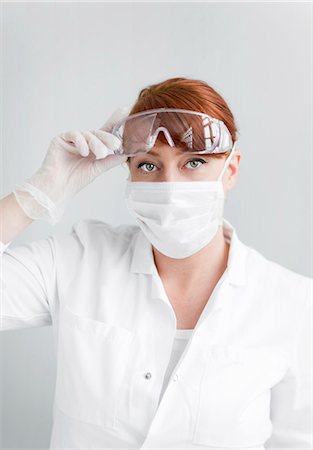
[1, 77, 312, 449]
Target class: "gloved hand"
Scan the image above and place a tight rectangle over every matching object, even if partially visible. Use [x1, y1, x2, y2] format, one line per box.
[13, 107, 129, 225]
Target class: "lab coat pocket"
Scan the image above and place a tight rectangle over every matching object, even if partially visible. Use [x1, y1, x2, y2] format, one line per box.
[55, 304, 136, 429]
[192, 345, 288, 448]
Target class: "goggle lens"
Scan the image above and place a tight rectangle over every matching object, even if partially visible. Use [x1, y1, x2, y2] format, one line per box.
[112, 109, 233, 156]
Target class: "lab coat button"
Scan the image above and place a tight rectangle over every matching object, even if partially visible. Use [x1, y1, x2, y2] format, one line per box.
[144, 372, 152, 380]
[172, 373, 178, 382]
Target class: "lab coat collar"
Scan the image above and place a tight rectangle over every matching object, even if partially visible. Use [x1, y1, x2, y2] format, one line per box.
[129, 217, 248, 287]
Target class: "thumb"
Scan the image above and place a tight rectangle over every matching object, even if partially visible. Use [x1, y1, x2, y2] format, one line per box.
[93, 153, 128, 174]
[99, 106, 130, 133]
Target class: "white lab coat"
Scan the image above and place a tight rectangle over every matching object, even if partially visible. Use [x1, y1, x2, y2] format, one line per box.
[1, 218, 312, 449]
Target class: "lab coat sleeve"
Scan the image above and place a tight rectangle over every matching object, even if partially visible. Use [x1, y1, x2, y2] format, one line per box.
[0, 236, 57, 330]
[265, 278, 313, 449]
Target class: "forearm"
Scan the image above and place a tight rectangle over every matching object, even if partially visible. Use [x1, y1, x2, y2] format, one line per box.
[0, 192, 33, 244]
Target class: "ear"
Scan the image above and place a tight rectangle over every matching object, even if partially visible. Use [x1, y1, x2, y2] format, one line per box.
[225, 151, 241, 191]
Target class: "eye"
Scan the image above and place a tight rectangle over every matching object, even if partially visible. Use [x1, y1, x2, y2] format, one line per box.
[136, 158, 207, 175]
[185, 158, 207, 169]
[137, 161, 157, 173]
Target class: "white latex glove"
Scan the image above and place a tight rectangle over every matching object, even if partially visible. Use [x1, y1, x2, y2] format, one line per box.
[13, 106, 129, 225]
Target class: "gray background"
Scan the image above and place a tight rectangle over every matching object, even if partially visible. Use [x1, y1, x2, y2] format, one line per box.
[1, 2, 312, 448]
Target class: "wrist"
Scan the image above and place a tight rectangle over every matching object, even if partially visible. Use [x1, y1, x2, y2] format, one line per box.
[13, 182, 67, 225]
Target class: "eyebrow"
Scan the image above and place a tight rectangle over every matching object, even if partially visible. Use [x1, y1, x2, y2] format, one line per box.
[144, 150, 159, 157]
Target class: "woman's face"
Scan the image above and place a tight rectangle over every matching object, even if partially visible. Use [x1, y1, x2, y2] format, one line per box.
[127, 142, 241, 191]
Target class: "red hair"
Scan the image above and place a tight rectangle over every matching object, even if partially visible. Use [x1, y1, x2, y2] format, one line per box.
[128, 77, 238, 159]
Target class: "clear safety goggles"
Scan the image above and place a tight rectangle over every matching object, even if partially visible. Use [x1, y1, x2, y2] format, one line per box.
[111, 108, 235, 157]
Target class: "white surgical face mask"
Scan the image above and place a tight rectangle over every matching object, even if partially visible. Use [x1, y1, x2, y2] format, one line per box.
[124, 143, 236, 259]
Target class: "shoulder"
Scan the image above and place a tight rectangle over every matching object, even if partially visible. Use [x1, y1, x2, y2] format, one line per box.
[51, 218, 141, 260]
[246, 244, 312, 307]
[72, 218, 140, 251]
[72, 218, 139, 241]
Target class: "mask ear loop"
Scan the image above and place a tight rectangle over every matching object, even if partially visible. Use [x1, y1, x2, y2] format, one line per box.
[217, 141, 237, 182]
[216, 141, 237, 225]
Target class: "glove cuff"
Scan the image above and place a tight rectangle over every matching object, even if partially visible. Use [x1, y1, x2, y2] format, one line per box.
[13, 181, 66, 225]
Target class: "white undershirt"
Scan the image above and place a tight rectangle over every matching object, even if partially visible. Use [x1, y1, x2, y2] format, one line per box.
[158, 328, 193, 405]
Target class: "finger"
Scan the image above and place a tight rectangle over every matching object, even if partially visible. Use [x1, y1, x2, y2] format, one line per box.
[81, 130, 113, 159]
[89, 129, 121, 156]
[99, 106, 130, 133]
[93, 154, 128, 173]
[59, 131, 89, 157]
[52, 135, 80, 155]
